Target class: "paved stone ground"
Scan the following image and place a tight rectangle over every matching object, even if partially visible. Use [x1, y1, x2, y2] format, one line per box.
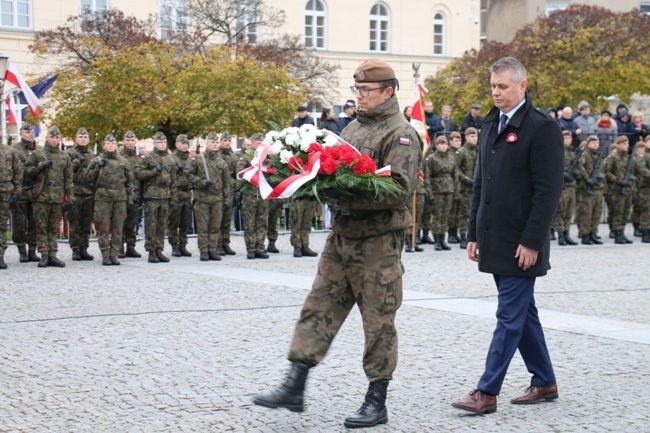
[1, 224, 648, 432]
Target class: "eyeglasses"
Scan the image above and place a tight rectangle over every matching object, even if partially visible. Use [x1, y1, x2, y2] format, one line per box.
[350, 85, 386, 97]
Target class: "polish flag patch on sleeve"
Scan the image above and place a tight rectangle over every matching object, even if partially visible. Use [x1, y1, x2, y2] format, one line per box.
[399, 136, 411, 146]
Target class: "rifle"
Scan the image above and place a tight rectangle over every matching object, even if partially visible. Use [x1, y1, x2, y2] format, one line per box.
[619, 153, 637, 197]
[565, 146, 586, 182]
[586, 152, 606, 195]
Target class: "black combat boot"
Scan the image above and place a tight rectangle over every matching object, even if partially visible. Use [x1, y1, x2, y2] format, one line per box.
[581, 234, 594, 245]
[102, 257, 112, 266]
[255, 251, 269, 259]
[614, 230, 627, 245]
[564, 231, 577, 245]
[433, 234, 442, 251]
[148, 250, 160, 263]
[414, 241, 424, 252]
[404, 235, 414, 253]
[171, 248, 182, 257]
[447, 228, 459, 244]
[252, 361, 311, 413]
[621, 229, 633, 244]
[0, 256, 6, 270]
[439, 234, 451, 251]
[343, 380, 389, 429]
[17, 245, 28, 263]
[247, 251, 256, 259]
[223, 244, 236, 255]
[642, 230, 650, 243]
[179, 245, 192, 257]
[157, 250, 170, 262]
[71, 249, 82, 260]
[557, 231, 567, 246]
[117, 246, 126, 259]
[634, 223, 642, 237]
[200, 251, 209, 261]
[549, 228, 556, 240]
[267, 242, 280, 253]
[590, 232, 603, 245]
[301, 246, 318, 257]
[208, 250, 222, 261]
[415, 230, 422, 245]
[216, 246, 226, 256]
[110, 256, 120, 265]
[38, 253, 49, 268]
[80, 248, 94, 261]
[28, 246, 40, 262]
[125, 245, 141, 258]
[293, 246, 303, 257]
[421, 229, 434, 245]
[48, 254, 66, 267]
[459, 233, 468, 249]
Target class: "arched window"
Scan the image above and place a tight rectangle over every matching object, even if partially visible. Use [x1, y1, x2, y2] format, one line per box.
[433, 12, 445, 56]
[160, 0, 188, 40]
[305, 0, 326, 50]
[369, 3, 389, 53]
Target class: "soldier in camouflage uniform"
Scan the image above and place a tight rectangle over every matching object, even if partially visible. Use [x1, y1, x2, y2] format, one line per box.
[634, 138, 650, 243]
[135, 132, 176, 263]
[26, 126, 75, 267]
[604, 136, 634, 244]
[455, 127, 479, 249]
[187, 132, 232, 261]
[405, 169, 425, 253]
[289, 198, 318, 257]
[446, 131, 463, 243]
[253, 58, 422, 429]
[168, 134, 193, 257]
[575, 135, 606, 244]
[552, 131, 580, 246]
[418, 152, 435, 245]
[427, 135, 455, 250]
[236, 134, 269, 259]
[65, 127, 95, 261]
[216, 132, 238, 255]
[0, 139, 23, 269]
[85, 135, 134, 265]
[266, 199, 283, 253]
[10, 124, 42, 262]
[117, 131, 143, 258]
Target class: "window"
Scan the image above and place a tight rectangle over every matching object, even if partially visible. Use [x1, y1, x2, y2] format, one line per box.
[369, 3, 389, 53]
[480, 0, 488, 40]
[236, 0, 259, 45]
[161, 0, 188, 40]
[546, 1, 569, 15]
[433, 12, 445, 56]
[305, 0, 326, 50]
[1, 0, 31, 29]
[641, 3, 650, 14]
[80, 0, 108, 14]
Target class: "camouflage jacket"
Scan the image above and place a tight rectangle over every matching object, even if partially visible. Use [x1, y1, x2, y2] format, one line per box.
[577, 148, 605, 191]
[562, 146, 578, 188]
[26, 144, 75, 203]
[188, 150, 232, 205]
[334, 96, 423, 239]
[169, 150, 193, 201]
[428, 150, 456, 194]
[455, 142, 478, 193]
[12, 139, 44, 200]
[218, 147, 238, 189]
[634, 150, 650, 189]
[235, 149, 261, 198]
[0, 144, 23, 195]
[65, 144, 95, 196]
[85, 151, 134, 203]
[134, 148, 176, 200]
[604, 149, 629, 194]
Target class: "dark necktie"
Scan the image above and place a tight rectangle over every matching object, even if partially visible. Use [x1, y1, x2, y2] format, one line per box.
[499, 114, 508, 133]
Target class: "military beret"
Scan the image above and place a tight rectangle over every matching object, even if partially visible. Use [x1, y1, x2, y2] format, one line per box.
[587, 135, 599, 142]
[220, 131, 232, 140]
[123, 130, 136, 139]
[449, 131, 461, 140]
[76, 127, 89, 136]
[153, 131, 167, 141]
[206, 131, 219, 141]
[465, 127, 478, 136]
[616, 136, 629, 144]
[20, 123, 34, 131]
[176, 134, 189, 144]
[47, 125, 61, 136]
[104, 134, 116, 142]
[353, 58, 396, 83]
[562, 130, 572, 137]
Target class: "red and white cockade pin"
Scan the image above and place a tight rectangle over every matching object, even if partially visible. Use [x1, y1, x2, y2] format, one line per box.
[506, 133, 518, 143]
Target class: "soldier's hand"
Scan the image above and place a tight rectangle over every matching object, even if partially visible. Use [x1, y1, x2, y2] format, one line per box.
[98, 158, 107, 168]
[39, 160, 52, 170]
[76, 153, 85, 162]
[155, 163, 163, 172]
[204, 180, 213, 188]
[563, 173, 573, 182]
[8, 193, 20, 207]
[177, 162, 185, 170]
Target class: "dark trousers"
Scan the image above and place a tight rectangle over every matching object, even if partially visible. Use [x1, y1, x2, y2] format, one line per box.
[477, 275, 556, 395]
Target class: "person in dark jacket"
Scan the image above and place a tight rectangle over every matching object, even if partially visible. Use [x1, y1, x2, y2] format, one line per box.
[291, 106, 315, 128]
[338, 101, 357, 131]
[319, 107, 340, 134]
[452, 57, 564, 415]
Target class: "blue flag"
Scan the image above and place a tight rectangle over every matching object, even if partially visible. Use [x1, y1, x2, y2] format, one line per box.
[18, 75, 58, 137]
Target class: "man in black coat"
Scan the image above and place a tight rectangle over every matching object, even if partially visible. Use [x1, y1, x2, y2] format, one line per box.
[452, 57, 564, 415]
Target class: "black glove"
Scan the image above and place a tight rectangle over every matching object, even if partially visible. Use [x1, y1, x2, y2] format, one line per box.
[177, 162, 185, 170]
[204, 180, 213, 188]
[39, 160, 52, 170]
[425, 194, 435, 206]
[155, 163, 163, 172]
[98, 158, 106, 168]
[587, 179, 596, 187]
[62, 201, 72, 212]
[563, 173, 573, 182]
[619, 180, 630, 188]
[8, 193, 20, 207]
[76, 153, 85, 162]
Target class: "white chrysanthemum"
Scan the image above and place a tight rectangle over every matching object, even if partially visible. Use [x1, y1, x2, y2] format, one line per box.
[300, 133, 317, 152]
[314, 128, 325, 138]
[282, 127, 299, 138]
[280, 149, 294, 164]
[323, 134, 340, 147]
[270, 140, 283, 155]
[285, 133, 300, 147]
[300, 124, 316, 135]
[265, 131, 280, 142]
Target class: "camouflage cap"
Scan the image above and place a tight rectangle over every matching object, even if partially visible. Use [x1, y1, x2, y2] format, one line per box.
[220, 131, 232, 140]
[104, 134, 116, 142]
[76, 127, 89, 136]
[20, 123, 34, 131]
[123, 130, 136, 139]
[47, 125, 61, 136]
[153, 131, 167, 141]
[206, 131, 219, 141]
[176, 134, 189, 144]
[353, 58, 395, 83]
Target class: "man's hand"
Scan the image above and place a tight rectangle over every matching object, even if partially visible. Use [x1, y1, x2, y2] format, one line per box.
[204, 180, 213, 188]
[466, 241, 479, 262]
[515, 244, 538, 271]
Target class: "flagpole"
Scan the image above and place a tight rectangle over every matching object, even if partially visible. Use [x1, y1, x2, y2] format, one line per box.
[410, 63, 423, 250]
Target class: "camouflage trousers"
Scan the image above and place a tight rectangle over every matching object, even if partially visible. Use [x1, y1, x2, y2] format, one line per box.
[195, 201, 223, 253]
[576, 189, 603, 236]
[420, 200, 434, 231]
[290, 200, 317, 248]
[122, 202, 139, 248]
[67, 194, 94, 252]
[11, 198, 37, 248]
[406, 193, 424, 233]
[637, 188, 650, 230]
[167, 198, 192, 249]
[289, 229, 405, 381]
[457, 191, 472, 233]
[0, 192, 9, 254]
[218, 199, 235, 247]
[267, 199, 284, 243]
[95, 200, 127, 258]
[242, 194, 268, 253]
[606, 191, 630, 231]
[431, 192, 453, 234]
[552, 187, 576, 232]
[144, 199, 169, 252]
[448, 194, 461, 229]
[33, 201, 63, 255]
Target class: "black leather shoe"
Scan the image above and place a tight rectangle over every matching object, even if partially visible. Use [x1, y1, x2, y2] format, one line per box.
[344, 380, 389, 428]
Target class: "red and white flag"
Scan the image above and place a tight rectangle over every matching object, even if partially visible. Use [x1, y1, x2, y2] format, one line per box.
[410, 83, 429, 146]
[4, 61, 41, 116]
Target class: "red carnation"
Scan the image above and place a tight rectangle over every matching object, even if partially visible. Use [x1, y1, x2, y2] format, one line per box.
[287, 156, 306, 173]
[308, 143, 323, 153]
[318, 157, 340, 175]
[353, 155, 377, 175]
[340, 146, 360, 165]
[321, 146, 341, 160]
